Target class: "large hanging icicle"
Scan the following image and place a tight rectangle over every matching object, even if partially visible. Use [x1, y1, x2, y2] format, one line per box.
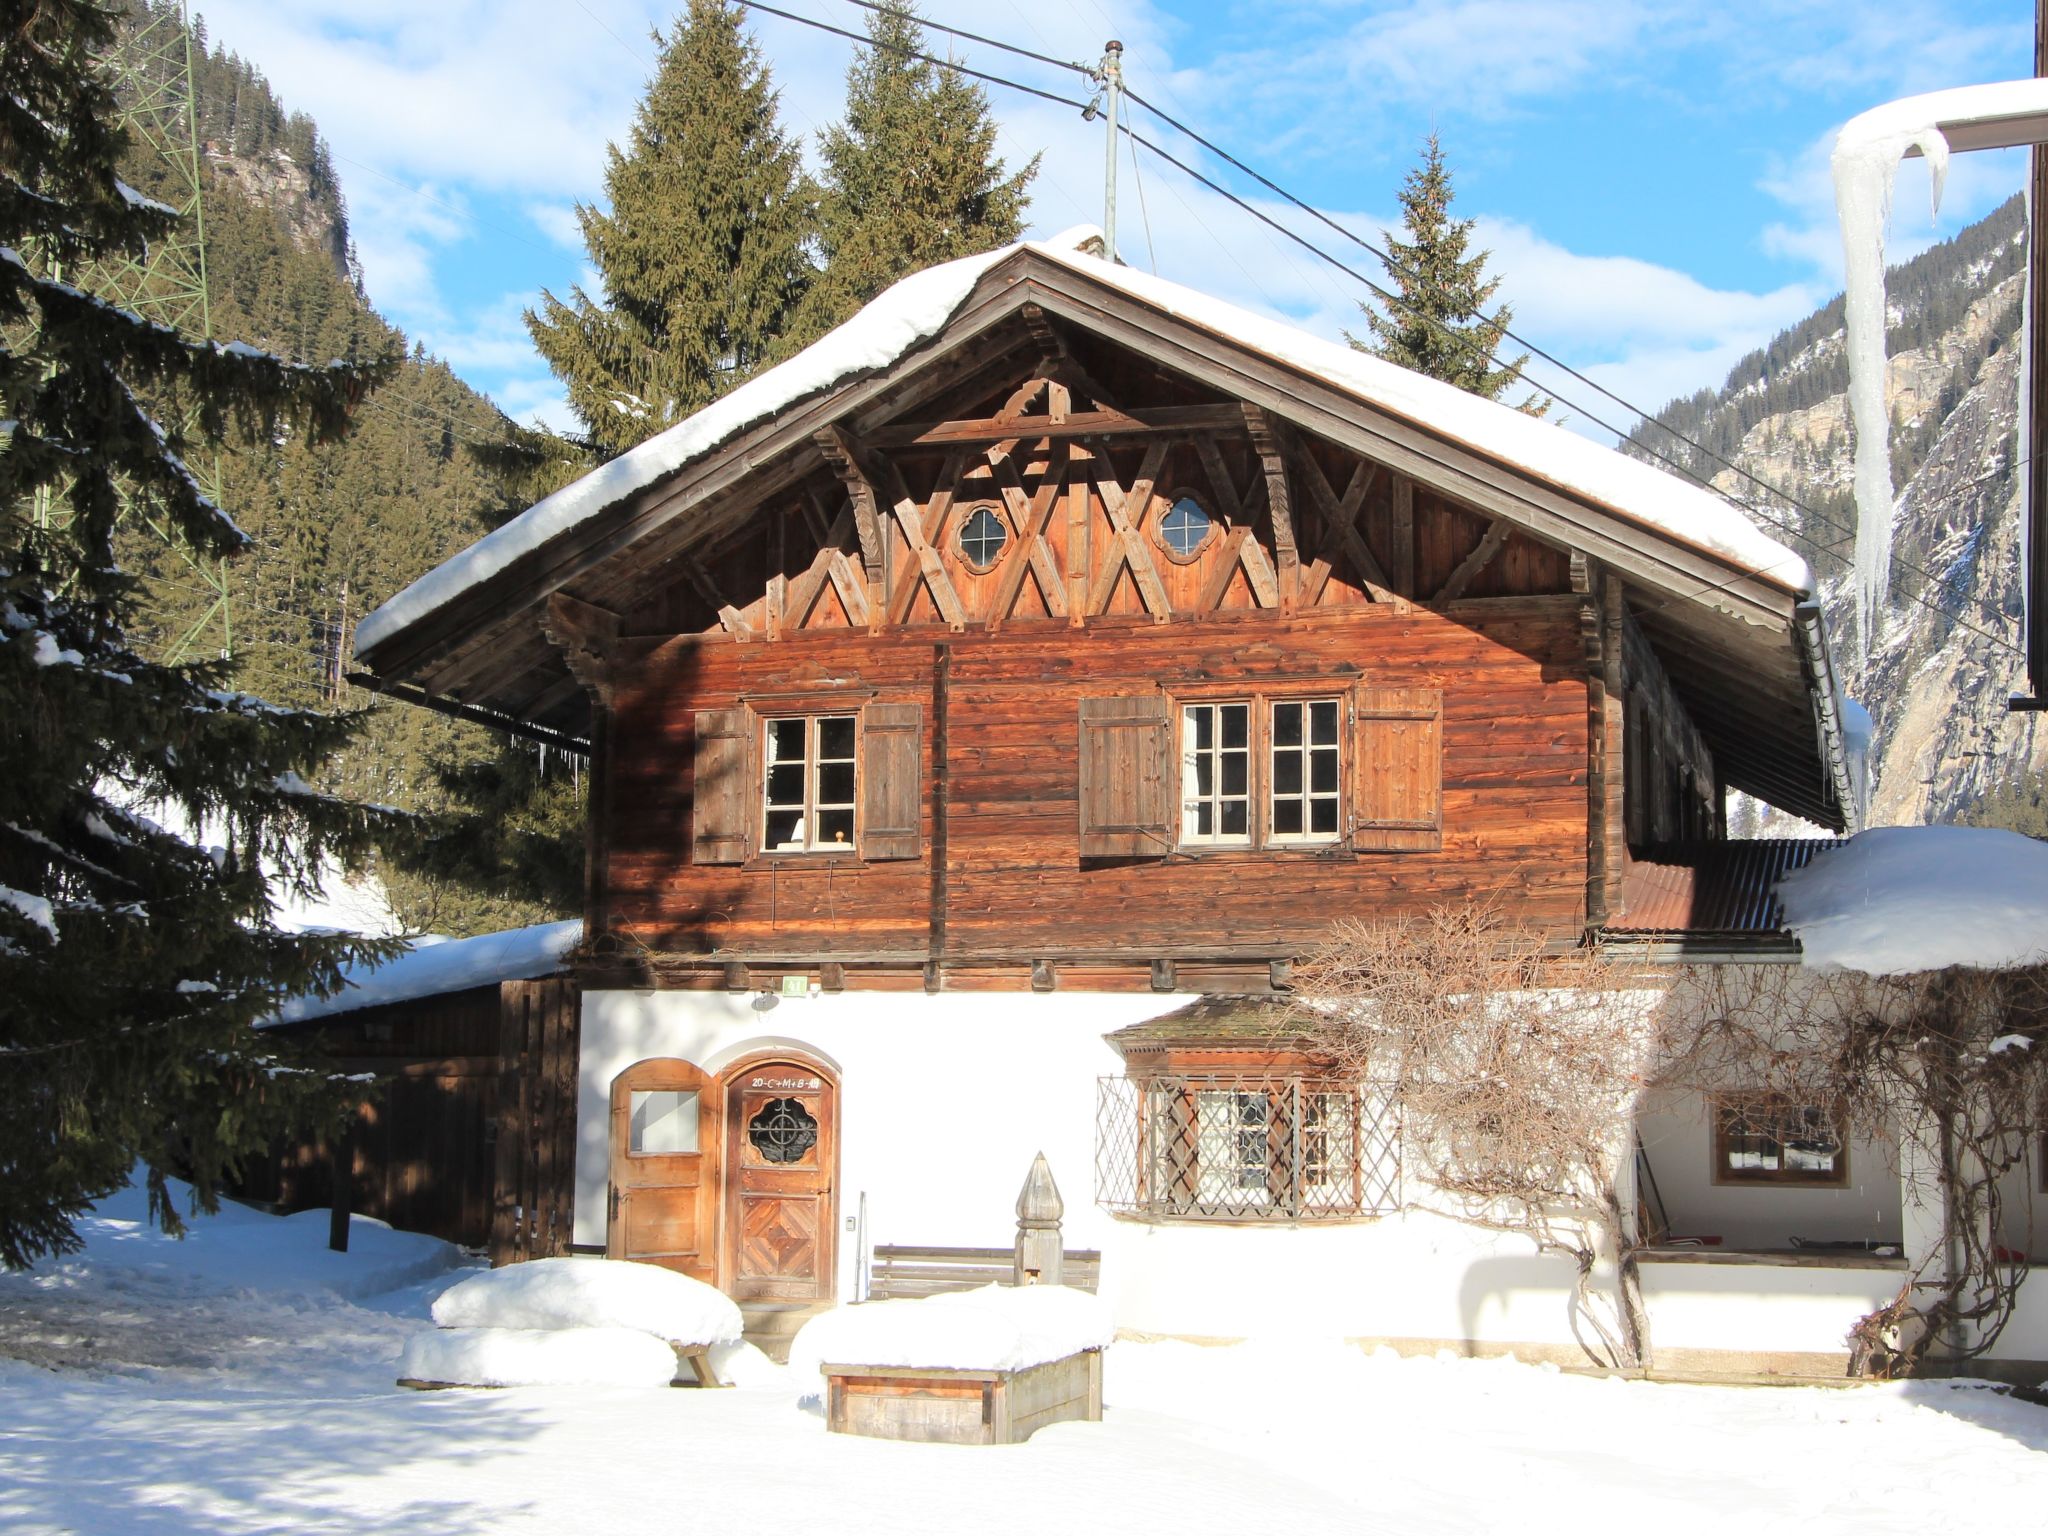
[1830, 80, 2048, 664]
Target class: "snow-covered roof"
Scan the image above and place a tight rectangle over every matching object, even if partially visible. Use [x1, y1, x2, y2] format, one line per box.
[265, 919, 581, 1027]
[357, 227, 1811, 656]
[1776, 827, 2048, 975]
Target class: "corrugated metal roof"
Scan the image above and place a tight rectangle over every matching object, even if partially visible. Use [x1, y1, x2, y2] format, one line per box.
[1608, 839, 1845, 936]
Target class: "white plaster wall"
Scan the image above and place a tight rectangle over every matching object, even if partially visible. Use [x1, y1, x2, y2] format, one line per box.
[1635, 1088, 1902, 1249]
[577, 987, 2048, 1362]
[1106, 1209, 1587, 1346]
[577, 988, 1171, 1300]
[1637, 1263, 1899, 1354]
[1986, 1268, 2048, 1361]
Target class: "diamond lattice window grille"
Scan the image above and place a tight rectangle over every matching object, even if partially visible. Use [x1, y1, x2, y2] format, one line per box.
[1096, 1074, 1401, 1222]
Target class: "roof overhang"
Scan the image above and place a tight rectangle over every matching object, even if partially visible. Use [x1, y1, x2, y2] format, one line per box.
[355, 246, 1849, 827]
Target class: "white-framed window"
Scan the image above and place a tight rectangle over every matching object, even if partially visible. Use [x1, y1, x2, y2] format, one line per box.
[1179, 696, 1343, 848]
[762, 714, 858, 853]
[1158, 493, 1214, 561]
[1268, 698, 1342, 841]
[1180, 701, 1252, 844]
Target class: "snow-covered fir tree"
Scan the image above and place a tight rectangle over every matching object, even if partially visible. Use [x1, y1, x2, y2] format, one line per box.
[525, 0, 814, 457]
[1351, 134, 1546, 414]
[0, 0, 401, 1267]
[794, 0, 1037, 343]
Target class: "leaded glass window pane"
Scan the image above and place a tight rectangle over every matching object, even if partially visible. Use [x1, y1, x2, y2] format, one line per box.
[960, 505, 1009, 569]
[1161, 496, 1213, 558]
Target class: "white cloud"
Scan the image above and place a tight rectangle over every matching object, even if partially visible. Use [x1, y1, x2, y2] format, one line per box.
[343, 174, 468, 328]
[526, 202, 585, 252]
[199, 0, 2016, 467]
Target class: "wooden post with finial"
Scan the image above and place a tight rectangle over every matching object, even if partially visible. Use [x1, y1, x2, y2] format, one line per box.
[1014, 1152, 1065, 1286]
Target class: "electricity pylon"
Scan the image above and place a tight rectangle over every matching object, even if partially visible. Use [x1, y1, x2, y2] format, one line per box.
[99, 0, 232, 663]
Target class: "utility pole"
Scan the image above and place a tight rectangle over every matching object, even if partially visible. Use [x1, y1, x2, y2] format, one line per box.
[1089, 40, 1124, 261]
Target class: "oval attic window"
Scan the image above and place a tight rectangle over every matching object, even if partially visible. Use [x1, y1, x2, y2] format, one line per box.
[959, 505, 1009, 570]
[1161, 495, 1213, 559]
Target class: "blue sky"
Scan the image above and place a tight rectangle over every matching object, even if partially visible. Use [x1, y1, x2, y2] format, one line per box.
[188, 1, 2035, 441]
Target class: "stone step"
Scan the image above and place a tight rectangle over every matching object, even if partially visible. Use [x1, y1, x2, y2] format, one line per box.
[740, 1300, 833, 1364]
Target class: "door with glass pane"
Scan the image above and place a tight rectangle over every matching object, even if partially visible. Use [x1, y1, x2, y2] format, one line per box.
[723, 1055, 837, 1301]
[607, 1058, 721, 1282]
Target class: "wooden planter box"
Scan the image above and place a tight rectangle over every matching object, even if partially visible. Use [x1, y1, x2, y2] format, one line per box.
[822, 1349, 1103, 1445]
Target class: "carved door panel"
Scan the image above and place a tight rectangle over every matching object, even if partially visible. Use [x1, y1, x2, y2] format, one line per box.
[724, 1059, 837, 1302]
[607, 1059, 721, 1283]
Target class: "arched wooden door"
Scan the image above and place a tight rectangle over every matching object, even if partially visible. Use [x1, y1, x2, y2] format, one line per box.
[607, 1058, 721, 1282]
[722, 1055, 838, 1302]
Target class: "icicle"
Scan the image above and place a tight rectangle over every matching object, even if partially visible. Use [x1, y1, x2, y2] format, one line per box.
[1831, 112, 1949, 664]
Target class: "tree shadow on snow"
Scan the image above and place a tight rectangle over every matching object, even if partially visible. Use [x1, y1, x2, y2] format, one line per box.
[0, 1362, 575, 1534]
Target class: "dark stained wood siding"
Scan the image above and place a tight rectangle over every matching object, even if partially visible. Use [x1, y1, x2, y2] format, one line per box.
[602, 597, 1590, 977]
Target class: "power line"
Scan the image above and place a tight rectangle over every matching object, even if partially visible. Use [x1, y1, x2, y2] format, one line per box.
[1115, 87, 1932, 581]
[737, 0, 1094, 114]
[722, 0, 2020, 653]
[829, 0, 1093, 77]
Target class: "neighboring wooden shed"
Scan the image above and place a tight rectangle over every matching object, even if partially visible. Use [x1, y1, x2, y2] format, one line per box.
[237, 922, 582, 1265]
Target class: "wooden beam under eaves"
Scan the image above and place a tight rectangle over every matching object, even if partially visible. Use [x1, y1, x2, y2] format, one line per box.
[812, 424, 886, 584]
[868, 402, 1243, 450]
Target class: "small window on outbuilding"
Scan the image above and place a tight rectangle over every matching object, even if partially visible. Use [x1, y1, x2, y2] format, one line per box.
[959, 504, 1009, 570]
[1159, 495, 1213, 561]
[1712, 1095, 1848, 1188]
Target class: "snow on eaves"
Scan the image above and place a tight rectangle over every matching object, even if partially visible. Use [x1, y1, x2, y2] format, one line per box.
[354, 236, 1032, 654]
[265, 919, 580, 1027]
[357, 228, 1812, 656]
[1776, 826, 2048, 975]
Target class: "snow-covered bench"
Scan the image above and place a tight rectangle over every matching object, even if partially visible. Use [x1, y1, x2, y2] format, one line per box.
[868, 1244, 1101, 1301]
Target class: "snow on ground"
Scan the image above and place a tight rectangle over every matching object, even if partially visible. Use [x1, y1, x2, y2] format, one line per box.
[1, 1184, 2043, 1535]
[1778, 825, 2048, 974]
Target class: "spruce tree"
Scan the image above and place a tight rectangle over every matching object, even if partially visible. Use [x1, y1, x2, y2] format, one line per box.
[0, 0, 400, 1266]
[526, 0, 814, 457]
[1350, 135, 1546, 414]
[795, 0, 1037, 342]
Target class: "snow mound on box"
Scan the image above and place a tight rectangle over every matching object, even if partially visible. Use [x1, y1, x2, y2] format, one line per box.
[399, 1326, 678, 1389]
[788, 1283, 1113, 1380]
[1777, 826, 2048, 974]
[431, 1256, 742, 1346]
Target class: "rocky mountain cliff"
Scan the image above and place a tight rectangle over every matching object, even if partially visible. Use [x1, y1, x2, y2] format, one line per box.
[1625, 195, 2041, 829]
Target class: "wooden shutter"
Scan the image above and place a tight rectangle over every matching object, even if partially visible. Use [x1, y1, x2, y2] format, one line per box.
[1077, 696, 1173, 859]
[690, 707, 752, 865]
[859, 700, 922, 861]
[1351, 686, 1442, 852]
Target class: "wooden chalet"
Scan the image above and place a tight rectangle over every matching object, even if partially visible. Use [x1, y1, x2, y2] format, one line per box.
[346, 228, 1911, 1373]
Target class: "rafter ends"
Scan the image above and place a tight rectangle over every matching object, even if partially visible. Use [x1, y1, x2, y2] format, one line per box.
[716, 604, 755, 640]
[812, 424, 886, 582]
[541, 592, 621, 700]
